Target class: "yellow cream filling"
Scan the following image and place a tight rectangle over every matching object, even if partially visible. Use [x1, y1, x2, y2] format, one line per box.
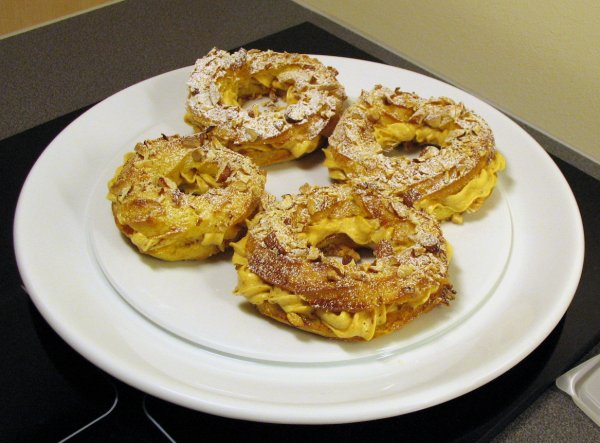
[374, 122, 449, 150]
[173, 156, 223, 195]
[416, 152, 506, 223]
[232, 216, 434, 340]
[219, 74, 270, 107]
[239, 136, 320, 159]
[316, 306, 388, 340]
[322, 147, 349, 180]
[316, 285, 437, 339]
[219, 68, 298, 108]
[129, 223, 238, 261]
[301, 216, 393, 247]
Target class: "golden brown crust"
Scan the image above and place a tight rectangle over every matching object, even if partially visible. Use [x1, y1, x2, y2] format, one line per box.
[185, 48, 346, 165]
[325, 85, 503, 219]
[107, 133, 266, 261]
[245, 184, 451, 312]
[234, 183, 454, 340]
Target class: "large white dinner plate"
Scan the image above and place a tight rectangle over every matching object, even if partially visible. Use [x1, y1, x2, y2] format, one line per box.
[14, 56, 583, 424]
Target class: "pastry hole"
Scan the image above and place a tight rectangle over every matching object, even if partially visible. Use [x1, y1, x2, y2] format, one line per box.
[242, 95, 287, 114]
[316, 234, 376, 265]
[176, 163, 224, 195]
[382, 141, 421, 160]
[235, 76, 295, 115]
[353, 246, 376, 265]
[382, 142, 440, 161]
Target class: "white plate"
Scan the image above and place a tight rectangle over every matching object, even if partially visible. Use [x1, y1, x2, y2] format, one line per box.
[14, 56, 584, 424]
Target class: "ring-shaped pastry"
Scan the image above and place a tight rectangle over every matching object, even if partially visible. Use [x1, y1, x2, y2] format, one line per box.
[324, 85, 505, 223]
[185, 48, 346, 166]
[107, 133, 266, 261]
[232, 183, 453, 341]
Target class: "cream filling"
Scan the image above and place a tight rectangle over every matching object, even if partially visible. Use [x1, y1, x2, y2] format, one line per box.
[374, 122, 449, 149]
[416, 152, 506, 223]
[238, 136, 321, 159]
[301, 216, 393, 247]
[129, 224, 237, 261]
[173, 156, 223, 195]
[316, 285, 437, 339]
[322, 147, 350, 180]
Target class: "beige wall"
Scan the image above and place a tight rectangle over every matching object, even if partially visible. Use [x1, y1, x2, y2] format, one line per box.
[0, 0, 119, 37]
[297, 0, 600, 164]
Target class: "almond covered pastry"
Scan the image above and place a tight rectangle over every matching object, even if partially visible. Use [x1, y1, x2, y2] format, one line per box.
[107, 133, 266, 261]
[185, 48, 346, 166]
[324, 85, 505, 223]
[232, 183, 454, 341]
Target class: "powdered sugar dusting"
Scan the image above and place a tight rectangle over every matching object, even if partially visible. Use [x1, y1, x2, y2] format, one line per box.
[327, 85, 498, 200]
[186, 48, 346, 144]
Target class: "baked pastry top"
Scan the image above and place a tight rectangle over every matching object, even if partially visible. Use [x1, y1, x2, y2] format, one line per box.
[324, 85, 505, 223]
[185, 48, 346, 165]
[232, 183, 454, 340]
[107, 133, 265, 261]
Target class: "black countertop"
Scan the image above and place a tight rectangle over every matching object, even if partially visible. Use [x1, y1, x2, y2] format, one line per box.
[2, 2, 600, 441]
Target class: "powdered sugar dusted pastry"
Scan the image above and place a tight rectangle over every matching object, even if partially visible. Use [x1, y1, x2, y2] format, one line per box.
[324, 85, 505, 223]
[186, 48, 346, 166]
